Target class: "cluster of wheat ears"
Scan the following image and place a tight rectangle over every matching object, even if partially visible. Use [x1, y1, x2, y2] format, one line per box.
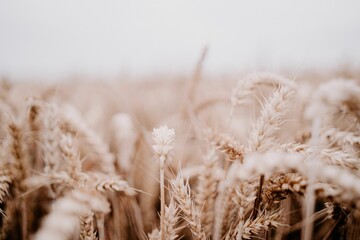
[0, 71, 359, 240]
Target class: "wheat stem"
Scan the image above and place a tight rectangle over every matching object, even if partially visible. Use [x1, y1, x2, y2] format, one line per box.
[160, 155, 165, 240]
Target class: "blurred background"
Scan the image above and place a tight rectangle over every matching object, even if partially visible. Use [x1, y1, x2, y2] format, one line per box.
[0, 0, 359, 81]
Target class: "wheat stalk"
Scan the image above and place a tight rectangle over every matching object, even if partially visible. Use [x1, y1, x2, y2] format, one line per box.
[152, 125, 175, 240]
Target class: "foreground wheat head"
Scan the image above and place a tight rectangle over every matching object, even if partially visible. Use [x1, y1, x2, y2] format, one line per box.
[0, 73, 359, 240]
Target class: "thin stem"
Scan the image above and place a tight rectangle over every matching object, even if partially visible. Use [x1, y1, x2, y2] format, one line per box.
[160, 156, 165, 240]
[251, 174, 264, 220]
[302, 117, 321, 240]
[21, 199, 27, 240]
[96, 213, 105, 240]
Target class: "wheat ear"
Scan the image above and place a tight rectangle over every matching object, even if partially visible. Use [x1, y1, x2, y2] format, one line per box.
[0, 166, 12, 205]
[109, 113, 137, 174]
[62, 104, 115, 174]
[152, 125, 175, 240]
[230, 72, 296, 124]
[206, 130, 245, 162]
[40, 103, 61, 173]
[237, 210, 283, 239]
[248, 85, 296, 152]
[34, 189, 110, 240]
[195, 149, 219, 236]
[59, 133, 82, 181]
[170, 174, 207, 240]
[148, 228, 161, 240]
[164, 198, 180, 240]
[80, 212, 97, 240]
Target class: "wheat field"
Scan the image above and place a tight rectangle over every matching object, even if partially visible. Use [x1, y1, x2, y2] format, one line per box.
[0, 70, 359, 240]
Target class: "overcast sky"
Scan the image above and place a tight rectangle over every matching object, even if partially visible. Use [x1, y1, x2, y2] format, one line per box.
[0, 0, 359, 80]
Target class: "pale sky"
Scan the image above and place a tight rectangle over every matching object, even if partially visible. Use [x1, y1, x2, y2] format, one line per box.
[0, 0, 359, 80]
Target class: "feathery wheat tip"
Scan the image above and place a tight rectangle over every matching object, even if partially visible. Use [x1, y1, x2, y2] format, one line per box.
[152, 125, 175, 240]
[152, 125, 175, 158]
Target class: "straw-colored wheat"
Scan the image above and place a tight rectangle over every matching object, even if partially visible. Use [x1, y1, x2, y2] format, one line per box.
[0, 71, 359, 240]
